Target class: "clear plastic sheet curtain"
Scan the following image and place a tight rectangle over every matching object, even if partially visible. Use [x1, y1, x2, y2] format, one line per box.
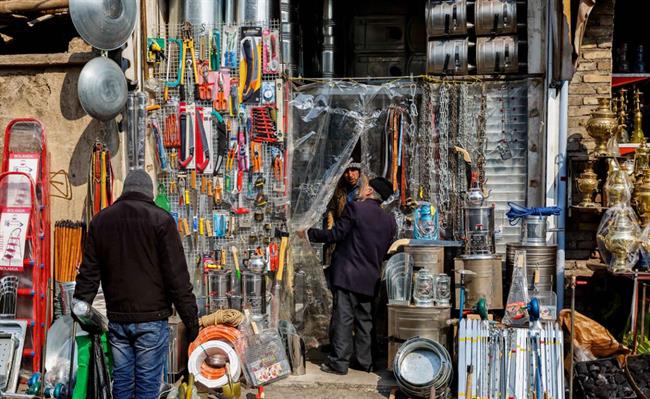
[286, 80, 413, 345]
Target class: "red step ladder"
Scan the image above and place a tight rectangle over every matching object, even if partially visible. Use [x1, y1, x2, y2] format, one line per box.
[1, 118, 50, 372]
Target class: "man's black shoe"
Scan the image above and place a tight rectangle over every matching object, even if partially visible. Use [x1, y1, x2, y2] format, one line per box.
[320, 363, 347, 375]
[349, 361, 374, 373]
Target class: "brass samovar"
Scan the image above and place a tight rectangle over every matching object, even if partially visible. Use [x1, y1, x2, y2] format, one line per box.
[586, 98, 618, 156]
[631, 89, 645, 143]
[605, 169, 631, 206]
[635, 139, 650, 175]
[576, 162, 599, 207]
[598, 213, 640, 272]
[635, 169, 650, 226]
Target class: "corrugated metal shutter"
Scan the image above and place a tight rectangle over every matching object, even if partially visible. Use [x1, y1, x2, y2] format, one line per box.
[483, 81, 528, 253]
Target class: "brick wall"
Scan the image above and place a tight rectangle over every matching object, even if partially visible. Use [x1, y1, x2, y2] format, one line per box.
[568, 0, 615, 145]
[566, 0, 615, 260]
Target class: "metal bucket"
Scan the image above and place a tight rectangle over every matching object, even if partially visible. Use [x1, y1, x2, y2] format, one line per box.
[454, 255, 503, 309]
[185, 0, 224, 27]
[475, 0, 518, 36]
[505, 243, 557, 293]
[388, 304, 450, 343]
[425, 0, 468, 37]
[476, 35, 519, 74]
[427, 38, 469, 75]
[236, 0, 272, 23]
[522, 215, 548, 246]
[404, 245, 444, 274]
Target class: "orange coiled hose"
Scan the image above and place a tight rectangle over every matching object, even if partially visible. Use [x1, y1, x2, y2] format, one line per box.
[188, 325, 242, 380]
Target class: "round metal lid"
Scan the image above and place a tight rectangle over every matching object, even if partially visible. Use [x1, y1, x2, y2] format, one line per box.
[70, 0, 137, 50]
[399, 349, 440, 386]
[78, 57, 127, 121]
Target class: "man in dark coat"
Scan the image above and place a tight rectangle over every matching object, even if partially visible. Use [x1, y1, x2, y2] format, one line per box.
[74, 170, 199, 399]
[304, 177, 396, 375]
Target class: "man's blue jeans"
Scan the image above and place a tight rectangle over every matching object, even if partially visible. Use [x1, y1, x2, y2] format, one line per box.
[108, 320, 169, 399]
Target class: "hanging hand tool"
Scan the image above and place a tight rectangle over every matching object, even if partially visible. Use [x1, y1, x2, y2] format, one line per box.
[223, 27, 237, 68]
[230, 246, 241, 280]
[262, 29, 279, 74]
[164, 38, 183, 101]
[251, 106, 278, 143]
[194, 107, 211, 172]
[179, 104, 195, 169]
[270, 229, 290, 329]
[210, 30, 221, 71]
[164, 113, 181, 148]
[198, 61, 213, 101]
[147, 38, 166, 64]
[238, 36, 262, 103]
[213, 71, 228, 111]
[179, 22, 200, 102]
[211, 109, 228, 173]
[150, 117, 169, 171]
[229, 78, 239, 117]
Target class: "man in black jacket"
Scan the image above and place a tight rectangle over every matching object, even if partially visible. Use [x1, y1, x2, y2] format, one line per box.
[74, 170, 198, 399]
[304, 177, 396, 375]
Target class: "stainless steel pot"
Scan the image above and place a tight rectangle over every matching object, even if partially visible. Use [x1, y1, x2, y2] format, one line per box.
[427, 38, 470, 75]
[475, 0, 517, 36]
[78, 57, 128, 121]
[425, 0, 468, 37]
[70, 0, 137, 50]
[476, 35, 519, 74]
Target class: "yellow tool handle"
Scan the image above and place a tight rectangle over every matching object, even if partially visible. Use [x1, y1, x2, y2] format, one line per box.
[277, 236, 288, 283]
[184, 189, 190, 205]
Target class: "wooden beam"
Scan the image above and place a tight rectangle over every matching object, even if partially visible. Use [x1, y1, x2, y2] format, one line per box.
[0, 0, 69, 14]
[0, 51, 93, 68]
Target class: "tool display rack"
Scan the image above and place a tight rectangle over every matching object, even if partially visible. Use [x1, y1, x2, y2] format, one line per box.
[1, 118, 51, 372]
[152, 20, 287, 318]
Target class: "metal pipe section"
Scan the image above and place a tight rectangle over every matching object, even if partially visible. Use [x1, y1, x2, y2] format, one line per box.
[224, 0, 235, 24]
[556, 81, 568, 311]
[280, 0, 296, 77]
[321, 0, 335, 78]
[237, 0, 271, 24]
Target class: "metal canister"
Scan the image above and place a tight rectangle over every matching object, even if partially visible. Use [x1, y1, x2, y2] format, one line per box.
[521, 215, 548, 246]
[476, 35, 519, 74]
[427, 38, 469, 75]
[404, 245, 444, 274]
[505, 243, 557, 293]
[475, 0, 517, 35]
[454, 255, 503, 309]
[242, 272, 266, 319]
[425, 0, 468, 37]
[208, 272, 230, 312]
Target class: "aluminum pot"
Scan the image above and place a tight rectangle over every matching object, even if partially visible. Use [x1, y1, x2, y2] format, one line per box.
[78, 57, 128, 121]
[427, 38, 469, 75]
[393, 337, 453, 398]
[426, 0, 468, 38]
[70, 0, 137, 50]
[475, 0, 518, 35]
[476, 35, 519, 74]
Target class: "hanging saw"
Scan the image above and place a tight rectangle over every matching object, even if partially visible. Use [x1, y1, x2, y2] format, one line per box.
[179, 103, 195, 169]
[194, 107, 210, 172]
[211, 109, 228, 173]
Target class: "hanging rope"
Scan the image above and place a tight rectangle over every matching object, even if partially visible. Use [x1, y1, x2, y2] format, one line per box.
[506, 202, 562, 226]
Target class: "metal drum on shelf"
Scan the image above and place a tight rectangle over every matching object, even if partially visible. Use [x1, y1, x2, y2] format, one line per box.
[427, 38, 470, 75]
[404, 245, 444, 274]
[425, 0, 468, 37]
[505, 243, 557, 293]
[476, 35, 519, 74]
[521, 215, 548, 246]
[242, 272, 265, 319]
[208, 272, 230, 312]
[454, 255, 503, 309]
[475, 0, 518, 36]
